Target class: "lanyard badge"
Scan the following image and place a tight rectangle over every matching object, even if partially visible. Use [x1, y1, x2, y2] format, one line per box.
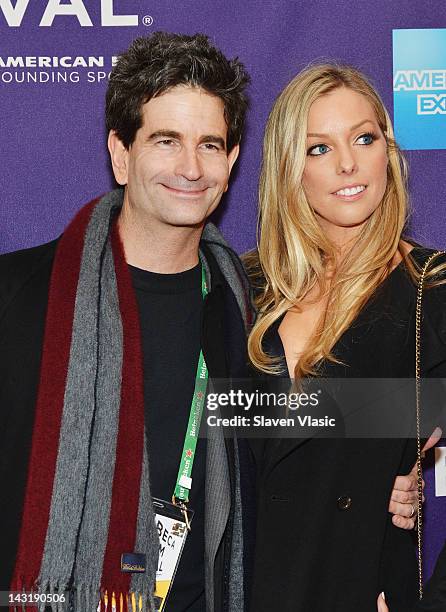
[152, 498, 195, 611]
[154, 265, 209, 610]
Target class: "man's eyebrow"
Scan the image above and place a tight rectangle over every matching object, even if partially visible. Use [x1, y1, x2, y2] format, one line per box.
[147, 130, 182, 141]
[199, 135, 226, 149]
[307, 119, 375, 139]
[147, 131, 226, 149]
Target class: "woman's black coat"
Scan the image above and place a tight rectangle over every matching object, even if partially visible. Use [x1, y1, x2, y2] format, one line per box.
[249, 248, 446, 612]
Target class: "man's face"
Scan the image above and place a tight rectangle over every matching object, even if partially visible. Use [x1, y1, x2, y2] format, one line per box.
[109, 85, 239, 228]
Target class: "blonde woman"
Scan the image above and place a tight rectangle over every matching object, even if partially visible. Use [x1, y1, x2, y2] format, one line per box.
[246, 65, 446, 611]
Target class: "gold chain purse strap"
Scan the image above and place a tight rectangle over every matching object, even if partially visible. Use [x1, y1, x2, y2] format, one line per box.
[415, 250, 445, 599]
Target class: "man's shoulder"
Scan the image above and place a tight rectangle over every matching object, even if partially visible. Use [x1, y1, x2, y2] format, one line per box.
[0, 239, 58, 319]
[0, 239, 58, 281]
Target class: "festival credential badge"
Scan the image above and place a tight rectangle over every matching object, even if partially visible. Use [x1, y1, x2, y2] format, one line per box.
[152, 498, 194, 611]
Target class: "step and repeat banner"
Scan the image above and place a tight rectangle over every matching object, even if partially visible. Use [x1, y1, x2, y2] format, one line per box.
[1, 0, 446, 582]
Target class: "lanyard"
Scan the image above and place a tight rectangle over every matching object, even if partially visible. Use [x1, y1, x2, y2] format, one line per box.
[173, 264, 209, 514]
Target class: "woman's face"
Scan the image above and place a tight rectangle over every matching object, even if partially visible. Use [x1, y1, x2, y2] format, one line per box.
[301, 87, 388, 243]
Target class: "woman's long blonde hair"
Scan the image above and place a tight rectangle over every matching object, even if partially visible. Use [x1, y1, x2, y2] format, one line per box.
[247, 63, 435, 377]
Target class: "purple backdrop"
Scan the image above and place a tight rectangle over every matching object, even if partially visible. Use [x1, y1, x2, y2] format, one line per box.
[1, 0, 445, 581]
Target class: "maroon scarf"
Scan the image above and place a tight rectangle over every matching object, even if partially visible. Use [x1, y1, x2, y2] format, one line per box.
[11, 192, 157, 611]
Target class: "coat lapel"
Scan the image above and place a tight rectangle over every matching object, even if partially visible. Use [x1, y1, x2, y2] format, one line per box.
[261, 421, 319, 480]
[200, 245, 232, 612]
[204, 424, 231, 611]
[260, 377, 346, 479]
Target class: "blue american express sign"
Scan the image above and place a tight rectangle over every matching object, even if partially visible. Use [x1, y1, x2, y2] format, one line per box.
[393, 28, 446, 150]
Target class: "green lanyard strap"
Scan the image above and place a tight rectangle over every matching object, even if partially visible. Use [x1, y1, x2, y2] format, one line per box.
[173, 265, 209, 506]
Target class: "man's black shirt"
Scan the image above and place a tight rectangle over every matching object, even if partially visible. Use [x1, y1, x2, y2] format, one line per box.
[130, 262, 206, 612]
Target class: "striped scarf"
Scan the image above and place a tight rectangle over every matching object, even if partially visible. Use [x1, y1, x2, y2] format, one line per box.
[10, 191, 165, 611]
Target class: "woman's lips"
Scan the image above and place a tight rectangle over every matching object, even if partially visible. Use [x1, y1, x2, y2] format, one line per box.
[332, 185, 367, 201]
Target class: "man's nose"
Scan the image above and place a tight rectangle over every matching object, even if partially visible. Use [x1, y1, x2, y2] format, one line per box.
[175, 146, 203, 181]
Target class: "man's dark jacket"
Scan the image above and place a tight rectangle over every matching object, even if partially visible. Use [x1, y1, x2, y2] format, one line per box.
[0, 236, 256, 610]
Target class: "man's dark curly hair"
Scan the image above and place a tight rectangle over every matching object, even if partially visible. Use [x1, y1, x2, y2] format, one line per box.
[106, 32, 250, 152]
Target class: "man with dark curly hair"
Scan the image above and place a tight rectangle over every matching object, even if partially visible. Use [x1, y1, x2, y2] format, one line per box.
[0, 32, 251, 612]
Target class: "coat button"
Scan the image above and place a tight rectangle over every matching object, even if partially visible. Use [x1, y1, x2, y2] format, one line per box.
[270, 494, 289, 502]
[337, 495, 352, 510]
